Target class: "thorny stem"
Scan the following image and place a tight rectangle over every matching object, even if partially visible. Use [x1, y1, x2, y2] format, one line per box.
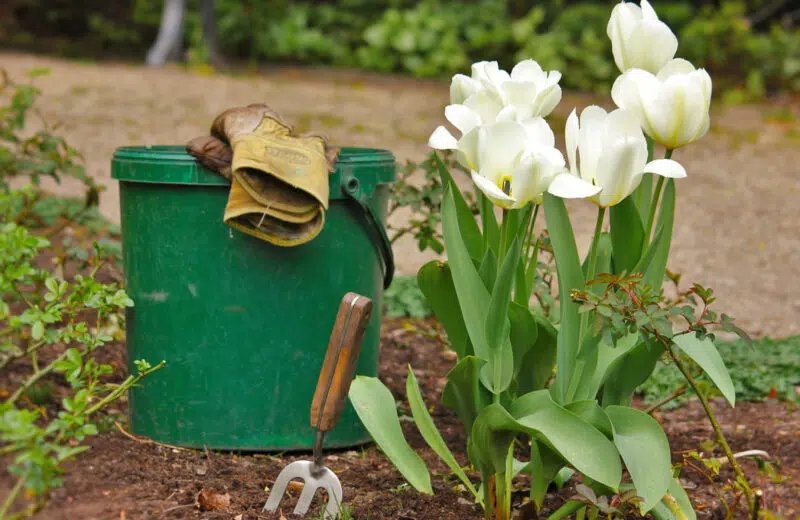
[6, 348, 71, 405]
[0, 340, 46, 370]
[668, 346, 756, 515]
[84, 361, 165, 417]
[645, 384, 687, 414]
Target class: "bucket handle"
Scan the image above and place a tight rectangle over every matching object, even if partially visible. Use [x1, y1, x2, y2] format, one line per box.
[341, 175, 394, 289]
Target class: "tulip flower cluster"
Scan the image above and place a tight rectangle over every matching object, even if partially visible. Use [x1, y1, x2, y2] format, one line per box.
[429, 0, 710, 210]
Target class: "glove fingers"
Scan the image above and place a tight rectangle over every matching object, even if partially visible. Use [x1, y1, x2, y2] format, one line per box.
[186, 136, 233, 179]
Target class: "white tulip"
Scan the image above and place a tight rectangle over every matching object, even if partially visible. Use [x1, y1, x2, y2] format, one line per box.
[429, 120, 599, 209]
[607, 0, 678, 74]
[611, 58, 712, 149]
[549, 106, 686, 208]
[447, 59, 563, 131]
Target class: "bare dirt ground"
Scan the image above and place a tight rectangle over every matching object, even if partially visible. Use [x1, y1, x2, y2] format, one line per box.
[3, 318, 798, 520]
[2, 51, 799, 338]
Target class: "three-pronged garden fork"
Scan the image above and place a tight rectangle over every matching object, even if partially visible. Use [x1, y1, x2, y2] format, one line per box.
[263, 292, 373, 519]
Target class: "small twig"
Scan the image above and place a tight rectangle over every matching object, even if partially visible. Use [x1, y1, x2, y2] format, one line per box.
[114, 422, 189, 452]
[159, 503, 194, 518]
[645, 384, 688, 414]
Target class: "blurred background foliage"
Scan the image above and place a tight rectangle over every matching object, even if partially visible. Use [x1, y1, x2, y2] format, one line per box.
[0, 0, 797, 97]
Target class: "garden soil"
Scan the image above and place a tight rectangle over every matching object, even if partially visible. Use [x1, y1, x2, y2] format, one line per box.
[1, 318, 798, 520]
[1, 51, 799, 338]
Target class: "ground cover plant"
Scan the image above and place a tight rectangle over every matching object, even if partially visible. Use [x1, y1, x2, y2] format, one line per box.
[348, 2, 782, 518]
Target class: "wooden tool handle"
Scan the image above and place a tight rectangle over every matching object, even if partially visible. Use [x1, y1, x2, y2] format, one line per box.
[310, 292, 373, 432]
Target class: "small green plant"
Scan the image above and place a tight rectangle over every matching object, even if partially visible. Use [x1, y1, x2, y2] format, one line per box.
[0, 192, 164, 519]
[383, 276, 432, 319]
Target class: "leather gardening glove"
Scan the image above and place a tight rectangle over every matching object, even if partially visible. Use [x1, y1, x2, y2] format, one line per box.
[186, 104, 340, 246]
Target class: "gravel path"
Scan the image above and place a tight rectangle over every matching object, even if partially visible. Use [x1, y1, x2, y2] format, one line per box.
[3, 51, 798, 337]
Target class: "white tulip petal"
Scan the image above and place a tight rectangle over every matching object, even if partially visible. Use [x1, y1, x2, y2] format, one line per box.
[547, 172, 602, 199]
[465, 90, 505, 125]
[607, 1, 641, 71]
[445, 104, 482, 135]
[611, 70, 659, 135]
[656, 58, 697, 80]
[565, 108, 580, 176]
[456, 127, 482, 171]
[594, 138, 647, 207]
[537, 84, 563, 117]
[428, 126, 458, 150]
[578, 106, 608, 184]
[643, 159, 686, 178]
[511, 59, 546, 82]
[496, 105, 519, 122]
[654, 75, 707, 148]
[523, 117, 556, 148]
[640, 0, 658, 20]
[478, 121, 529, 179]
[472, 171, 516, 209]
[625, 21, 678, 74]
[450, 74, 479, 105]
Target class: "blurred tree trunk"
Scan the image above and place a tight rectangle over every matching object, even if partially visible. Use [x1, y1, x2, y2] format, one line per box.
[146, 0, 186, 66]
[201, 0, 225, 67]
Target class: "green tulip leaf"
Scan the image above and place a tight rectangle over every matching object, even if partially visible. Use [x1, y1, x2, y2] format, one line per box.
[348, 376, 432, 494]
[508, 302, 538, 379]
[417, 260, 472, 358]
[406, 366, 480, 501]
[478, 247, 498, 292]
[672, 333, 736, 406]
[610, 196, 645, 275]
[606, 405, 672, 512]
[441, 355, 490, 433]
[479, 191, 501, 255]
[441, 188, 491, 363]
[515, 311, 556, 395]
[510, 390, 622, 490]
[434, 152, 482, 260]
[543, 193, 585, 403]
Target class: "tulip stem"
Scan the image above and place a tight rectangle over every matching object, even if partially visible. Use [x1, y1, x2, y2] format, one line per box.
[643, 149, 673, 251]
[580, 206, 606, 341]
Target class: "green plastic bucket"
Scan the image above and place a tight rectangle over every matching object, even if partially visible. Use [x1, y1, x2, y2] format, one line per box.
[111, 145, 395, 451]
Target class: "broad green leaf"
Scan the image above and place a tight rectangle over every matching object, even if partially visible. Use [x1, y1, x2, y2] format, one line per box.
[434, 153, 482, 260]
[572, 332, 640, 402]
[672, 334, 736, 406]
[348, 377, 433, 494]
[633, 223, 665, 274]
[483, 235, 523, 394]
[643, 179, 675, 291]
[470, 404, 518, 475]
[667, 477, 697, 520]
[610, 196, 644, 274]
[606, 405, 672, 512]
[441, 356, 490, 432]
[479, 191, 500, 255]
[510, 390, 622, 489]
[543, 193, 584, 404]
[441, 188, 491, 362]
[406, 366, 480, 501]
[417, 261, 472, 358]
[565, 401, 613, 439]
[601, 340, 664, 407]
[528, 440, 566, 509]
[478, 247, 498, 292]
[516, 312, 556, 395]
[508, 302, 538, 379]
